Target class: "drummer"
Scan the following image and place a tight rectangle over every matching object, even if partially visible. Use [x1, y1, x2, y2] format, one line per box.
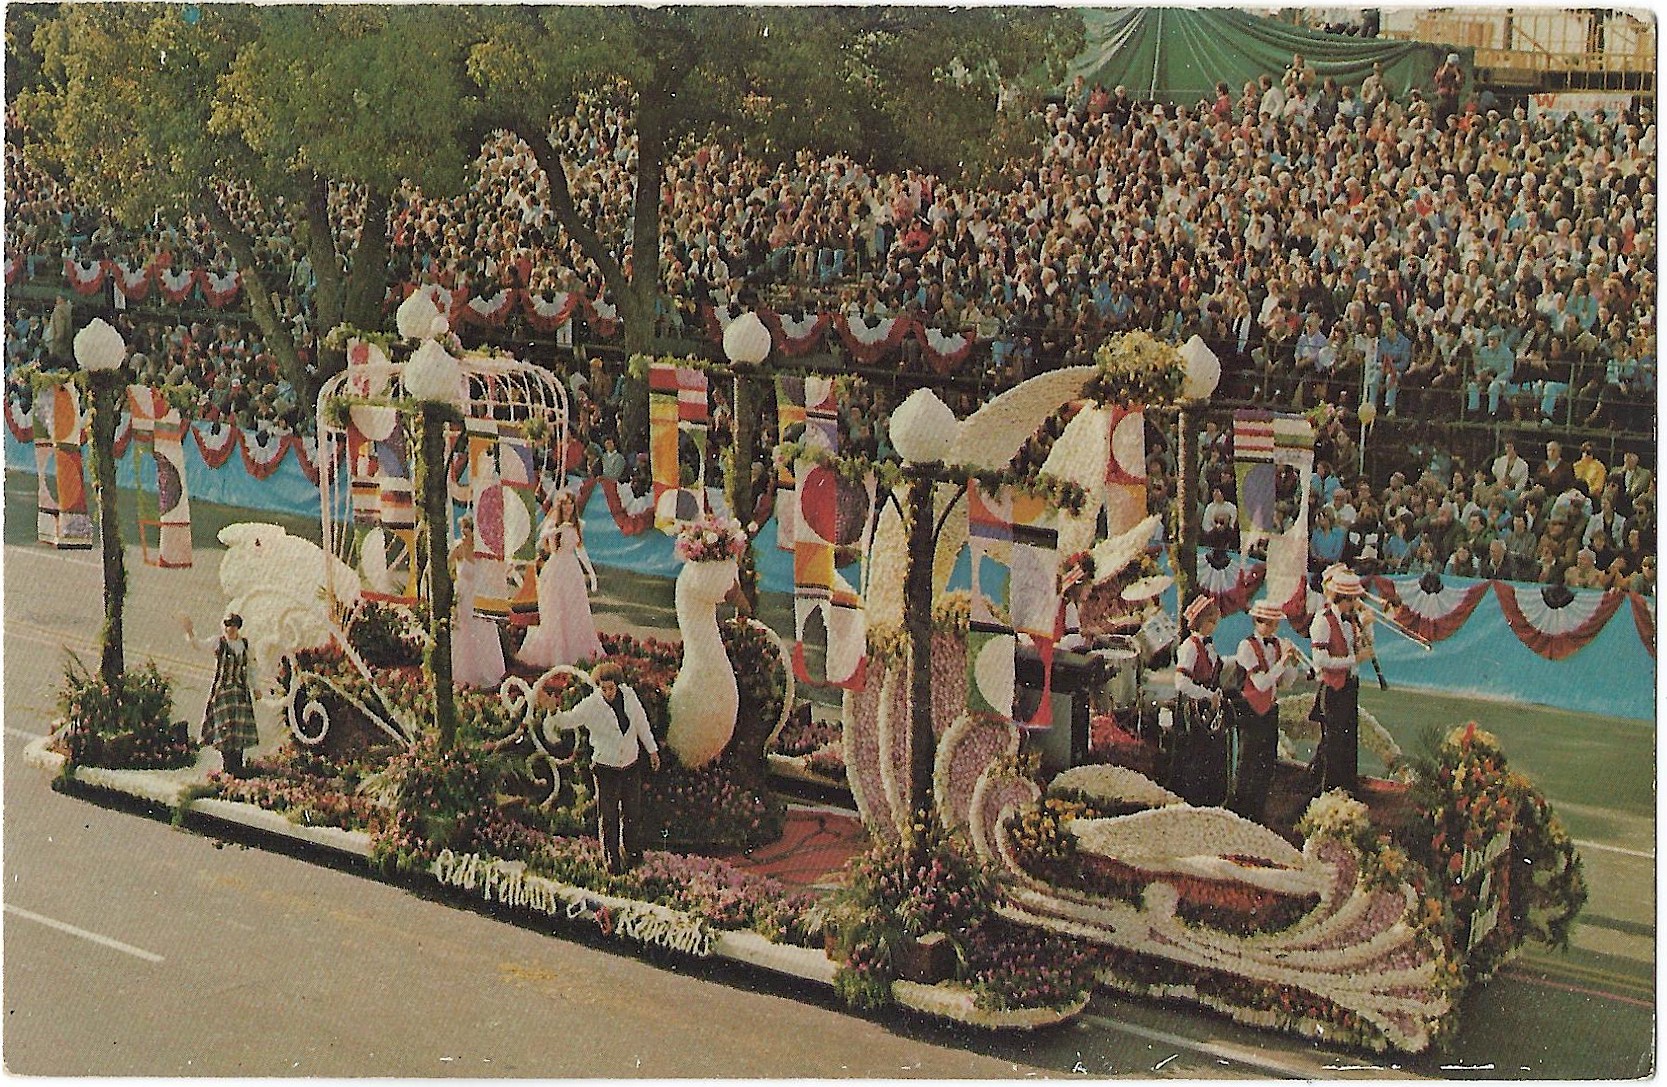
[1228, 600, 1305, 823]
[1170, 594, 1229, 806]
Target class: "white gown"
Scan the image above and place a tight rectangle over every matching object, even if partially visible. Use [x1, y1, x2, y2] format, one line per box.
[518, 522, 603, 669]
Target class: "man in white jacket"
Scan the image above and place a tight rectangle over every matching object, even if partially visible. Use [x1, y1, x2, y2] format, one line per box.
[552, 662, 661, 873]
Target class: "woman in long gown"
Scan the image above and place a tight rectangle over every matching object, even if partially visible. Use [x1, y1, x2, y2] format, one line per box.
[451, 515, 507, 689]
[518, 492, 603, 669]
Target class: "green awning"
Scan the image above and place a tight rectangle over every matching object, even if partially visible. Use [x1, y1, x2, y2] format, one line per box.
[1066, 8, 1468, 106]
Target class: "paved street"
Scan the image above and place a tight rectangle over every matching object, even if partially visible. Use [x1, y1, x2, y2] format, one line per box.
[2, 489, 1655, 1077]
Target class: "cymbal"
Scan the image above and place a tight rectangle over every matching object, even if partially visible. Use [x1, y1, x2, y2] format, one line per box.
[1121, 574, 1173, 602]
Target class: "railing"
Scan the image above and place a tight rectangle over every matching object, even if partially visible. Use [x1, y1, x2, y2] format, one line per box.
[1380, 10, 1656, 76]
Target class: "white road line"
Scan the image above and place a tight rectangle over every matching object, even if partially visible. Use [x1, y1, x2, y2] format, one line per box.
[1076, 1012, 1335, 1079]
[5, 904, 164, 963]
[1573, 840, 1655, 860]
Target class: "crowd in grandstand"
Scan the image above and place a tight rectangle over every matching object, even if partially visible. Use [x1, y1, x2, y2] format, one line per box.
[3, 58, 1655, 591]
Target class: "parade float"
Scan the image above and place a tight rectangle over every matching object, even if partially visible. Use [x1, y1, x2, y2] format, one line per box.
[31, 318, 1585, 1051]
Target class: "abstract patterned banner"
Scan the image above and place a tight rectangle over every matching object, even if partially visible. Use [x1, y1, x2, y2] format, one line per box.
[649, 362, 709, 532]
[774, 375, 807, 550]
[127, 385, 193, 568]
[466, 417, 511, 621]
[1233, 409, 1278, 542]
[791, 459, 874, 688]
[35, 382, 92, 549]
[1265, 414, 1315, 618]
[965, 484, 1058, 726]
[497, 429, 542, 626]
[773, 375, 839, 551]
[1104, 404, 1148, 537]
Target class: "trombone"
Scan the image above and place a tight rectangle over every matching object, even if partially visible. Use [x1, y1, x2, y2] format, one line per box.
[1360, 592, 1435, 651]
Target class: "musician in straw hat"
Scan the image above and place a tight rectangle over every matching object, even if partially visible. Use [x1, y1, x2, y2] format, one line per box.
[1228, 599, 1306, 823]
[1170, 594, 1229, 806]
[1309, 563, 1372, 795]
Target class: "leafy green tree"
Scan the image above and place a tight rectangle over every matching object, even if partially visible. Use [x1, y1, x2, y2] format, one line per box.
[17, 4, 486, 406]
[467, 6, 1081, 442]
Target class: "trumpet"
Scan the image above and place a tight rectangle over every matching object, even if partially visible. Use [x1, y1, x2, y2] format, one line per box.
[1284, 639, 1319, 679]
[1359, 593, 1435, 651]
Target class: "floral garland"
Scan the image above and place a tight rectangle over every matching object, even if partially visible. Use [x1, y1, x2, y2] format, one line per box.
[674, 513, 748, 562]
[774, 440, 902, 488]
[1086, 330, 1185, 407]
[322, 323, 399, 355]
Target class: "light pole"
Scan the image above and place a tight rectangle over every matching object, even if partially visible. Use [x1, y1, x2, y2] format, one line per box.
[75, 318, 129, 689]
[722, 312, 771, 609]
[888, 388, 961, 821]
[1174, 336, 1222, 606]
[400, 296, 466, 748]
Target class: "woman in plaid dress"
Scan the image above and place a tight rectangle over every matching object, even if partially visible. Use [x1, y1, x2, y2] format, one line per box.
[180, 613, 259, 777]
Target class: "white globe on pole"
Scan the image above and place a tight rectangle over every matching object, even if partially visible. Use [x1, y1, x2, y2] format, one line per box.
[74, 318, 127, 373]
[396, 289, 442, 341]
[1179, 335, 1221, 401]
[722, 311, 771, 366]
[889, 387, 959, 465]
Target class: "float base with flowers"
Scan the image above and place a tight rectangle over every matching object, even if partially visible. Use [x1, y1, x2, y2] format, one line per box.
[31, 321, 1587, 1048]
[823, 334, 1587, 1054]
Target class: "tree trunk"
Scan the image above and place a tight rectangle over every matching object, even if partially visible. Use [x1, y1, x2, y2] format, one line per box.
[619, 93, 669, 454]
[305, 175, 347, 386]
[417, 406, 458, 748]
[342, 186, 391, 334]
[903, 476, 937, 818]
[89, 372, 125, 688]
[199, 194, 313, 407]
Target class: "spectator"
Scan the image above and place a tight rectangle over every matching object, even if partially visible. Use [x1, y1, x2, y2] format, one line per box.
[1535, 441, 1576, 497]
[1476, 538, 1515, 581]
[1432, 53, 1465, 127]
[1491, 439, 1530, 495]
[1564, 547, 1606, 590]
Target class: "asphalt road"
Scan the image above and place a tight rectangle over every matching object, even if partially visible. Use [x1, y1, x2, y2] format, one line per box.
[2, 489, 1656, 1078]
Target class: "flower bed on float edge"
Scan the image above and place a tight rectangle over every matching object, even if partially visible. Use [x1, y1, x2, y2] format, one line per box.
[32, 595, 1584, 1049]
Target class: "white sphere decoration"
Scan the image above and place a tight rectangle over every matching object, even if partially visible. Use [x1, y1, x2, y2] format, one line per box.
[403, 339, 463, 405]
[1179, 334, 1221, 401]
[1357, 402, 1378, 427]
[722, 311, 772, 366]
[889, 387, 958, 465]
[74, 318, 126, 373]
[396, 289, 442, 341]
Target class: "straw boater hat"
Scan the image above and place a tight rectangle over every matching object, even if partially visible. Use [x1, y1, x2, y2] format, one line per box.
[1321, 563, 1364, 596]
[1183, 594, 1220, 627]
[1250, 600, 1285, 623]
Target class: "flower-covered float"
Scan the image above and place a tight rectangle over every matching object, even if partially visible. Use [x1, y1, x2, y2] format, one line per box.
[823, 336, 1586, 1052]
[31, 325, 1586, 1047]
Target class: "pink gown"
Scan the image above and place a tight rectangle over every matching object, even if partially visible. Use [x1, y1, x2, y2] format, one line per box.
[517, 522, 603, 669]
[451, 553, 506, 689]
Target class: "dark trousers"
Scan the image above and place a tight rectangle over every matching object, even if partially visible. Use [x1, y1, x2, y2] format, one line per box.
[1229, 702, 1279, 822]
[1171, 697, 1230, 807]
[1313, 676, 1360, 794]
[592, 761, 643, 873]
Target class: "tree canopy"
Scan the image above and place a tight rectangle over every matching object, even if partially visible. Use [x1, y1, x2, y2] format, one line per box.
[14, 5, 1083, 413]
